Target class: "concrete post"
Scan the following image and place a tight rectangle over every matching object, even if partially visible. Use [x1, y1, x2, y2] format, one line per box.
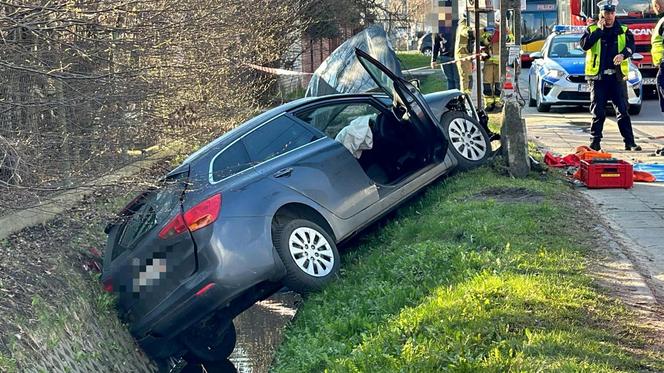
[500, 99, 530, 177]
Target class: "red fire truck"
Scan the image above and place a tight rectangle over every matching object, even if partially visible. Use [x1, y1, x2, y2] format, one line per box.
[558, 0, 659, 94]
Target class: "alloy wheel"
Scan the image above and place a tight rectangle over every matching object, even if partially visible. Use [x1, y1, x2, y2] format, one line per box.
[448, 118, 487, 161]
[288, 227, 334, 277]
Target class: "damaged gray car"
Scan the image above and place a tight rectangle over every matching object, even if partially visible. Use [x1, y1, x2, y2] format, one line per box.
[101, 30, 492, 366]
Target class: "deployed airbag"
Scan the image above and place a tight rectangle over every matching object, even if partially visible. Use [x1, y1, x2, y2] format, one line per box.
[334, 115, 374, 158]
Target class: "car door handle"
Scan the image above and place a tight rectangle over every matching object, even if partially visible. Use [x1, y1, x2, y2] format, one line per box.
[273, 168, 293, 178]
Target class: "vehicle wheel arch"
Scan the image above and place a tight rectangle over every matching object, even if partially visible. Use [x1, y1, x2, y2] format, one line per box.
[271, 203, 337, 245]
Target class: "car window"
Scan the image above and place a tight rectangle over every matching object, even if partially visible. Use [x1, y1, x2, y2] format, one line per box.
[211, 141, 252, 182]
[295, 103, 381, 139]
[548, 37, 584, 58]
[115, 175, 186, 258]
[243, 116, 319, 163]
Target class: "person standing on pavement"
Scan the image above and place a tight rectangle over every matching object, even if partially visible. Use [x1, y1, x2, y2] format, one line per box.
[580, 0, 641, 151]
[430, 32, 460, 90]
[454, 13, 475, 95]
[652, 0, 664, 113]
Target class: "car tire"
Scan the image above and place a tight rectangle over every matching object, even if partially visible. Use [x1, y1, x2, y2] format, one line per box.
[182, 321, 236, 363]
[628, 104, 641, 115]
[536, 93, 550, 112]
[528, 79, 536, 107]
[440, 111, 491, 171]
[422, 47, 432, 57]
[274, 219, 339, 294]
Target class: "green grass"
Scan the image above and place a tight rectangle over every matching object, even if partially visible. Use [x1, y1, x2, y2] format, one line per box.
[272, 166, 663, 372]
[417, 74, 447, 95]
[0, 353, 16, 372]
[397, 51, 431, 70]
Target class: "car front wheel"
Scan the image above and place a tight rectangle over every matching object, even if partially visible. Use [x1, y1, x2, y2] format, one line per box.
[528, 78, 536, 107]
[628, 104, 641, 115]
[274, 219, 339, 294]
[536, 91, 551, 112]
[440, 111, 490, 171]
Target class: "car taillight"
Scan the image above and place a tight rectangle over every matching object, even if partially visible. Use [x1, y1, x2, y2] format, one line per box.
[103, 279, 113, 292]
[159, 213, 188, 239]
[159, 194, 222, 239]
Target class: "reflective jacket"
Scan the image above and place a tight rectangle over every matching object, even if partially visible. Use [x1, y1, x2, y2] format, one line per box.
[652, 16, 664, 65]
[455, 22, 475, 58]
[582, 24, 629, 78]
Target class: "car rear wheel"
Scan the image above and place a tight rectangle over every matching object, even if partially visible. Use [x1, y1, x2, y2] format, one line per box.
[182, 320, 236, 363]
[274, 219, 339, 294]
[628, 104, 641, 115]
[440, 111, 490, 171]
[421, 47, 432, 56]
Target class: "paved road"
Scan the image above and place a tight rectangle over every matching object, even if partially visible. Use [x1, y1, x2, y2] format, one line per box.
[518, 70, 664, 303]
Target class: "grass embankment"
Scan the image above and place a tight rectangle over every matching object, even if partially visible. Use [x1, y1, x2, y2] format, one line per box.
[0, 178, 169, 372]
[273, 161, 663, 371]
[397, 51, 431, 70]
[395, 52, 448, 94]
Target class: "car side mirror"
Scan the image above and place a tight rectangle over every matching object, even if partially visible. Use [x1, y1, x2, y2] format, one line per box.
[529, 52, 544, 59]
[631, 52, 644, 61]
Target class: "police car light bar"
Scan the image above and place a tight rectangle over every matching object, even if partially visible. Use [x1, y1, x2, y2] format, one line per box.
[553, 25, 587, 33]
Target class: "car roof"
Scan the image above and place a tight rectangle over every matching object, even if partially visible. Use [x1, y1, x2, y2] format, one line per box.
[167, 93, 389, 176]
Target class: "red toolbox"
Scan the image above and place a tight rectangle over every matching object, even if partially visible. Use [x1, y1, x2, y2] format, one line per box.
[579, 159, 633, 189]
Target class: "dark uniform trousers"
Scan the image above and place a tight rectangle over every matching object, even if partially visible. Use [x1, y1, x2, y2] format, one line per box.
[589, 74, 636, 144]
[657, 63, 664, 112]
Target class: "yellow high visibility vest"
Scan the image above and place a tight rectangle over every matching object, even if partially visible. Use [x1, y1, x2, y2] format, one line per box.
[652, 17, 664, 65]
[585, 24, 629, 77]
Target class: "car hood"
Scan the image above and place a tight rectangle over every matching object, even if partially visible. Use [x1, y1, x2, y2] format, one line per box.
[549, 57, 585, 75]
[305, 25, 403, 97]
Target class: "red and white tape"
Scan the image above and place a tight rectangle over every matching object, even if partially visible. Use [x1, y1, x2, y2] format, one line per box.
[245, 63, 313, 76]
[245, 52, 490, 76]
[437, 53, 488, 66]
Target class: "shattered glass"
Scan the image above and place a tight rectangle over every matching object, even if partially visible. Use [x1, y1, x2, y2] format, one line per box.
[305, 25, 403, 97]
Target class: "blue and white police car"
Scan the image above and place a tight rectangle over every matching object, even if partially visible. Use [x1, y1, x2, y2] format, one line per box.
[527, 25, 643, 115]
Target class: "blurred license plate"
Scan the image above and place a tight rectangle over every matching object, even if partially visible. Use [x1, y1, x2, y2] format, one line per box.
[643, 78, 656, 85]
[578, 84, 589, 92]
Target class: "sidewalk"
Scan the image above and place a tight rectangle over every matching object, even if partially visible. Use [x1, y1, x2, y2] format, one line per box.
[526, 107, 664, 302]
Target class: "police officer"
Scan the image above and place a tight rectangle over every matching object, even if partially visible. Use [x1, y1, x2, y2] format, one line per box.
[580, 0, 641, 151]
[652, 0, 664, 113]
[455, 12, 475, 95]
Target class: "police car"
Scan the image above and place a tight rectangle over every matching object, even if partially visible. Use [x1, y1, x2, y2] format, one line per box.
[527, 25, 643, 115]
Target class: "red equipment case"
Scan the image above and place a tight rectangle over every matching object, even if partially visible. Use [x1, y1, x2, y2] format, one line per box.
[579, 159, 633, 189]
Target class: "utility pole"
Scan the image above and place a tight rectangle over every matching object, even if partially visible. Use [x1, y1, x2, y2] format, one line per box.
[499, 0, 530, 178]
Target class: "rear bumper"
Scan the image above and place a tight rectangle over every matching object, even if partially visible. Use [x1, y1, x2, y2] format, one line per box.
[130, 216, 284, 358]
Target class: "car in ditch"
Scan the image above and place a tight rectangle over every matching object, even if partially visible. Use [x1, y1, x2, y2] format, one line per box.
[527, 25, 643, 114]
[101, 48, 492, 365]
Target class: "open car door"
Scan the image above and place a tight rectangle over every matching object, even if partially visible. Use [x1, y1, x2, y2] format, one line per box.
[354, 48, 448, 161]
